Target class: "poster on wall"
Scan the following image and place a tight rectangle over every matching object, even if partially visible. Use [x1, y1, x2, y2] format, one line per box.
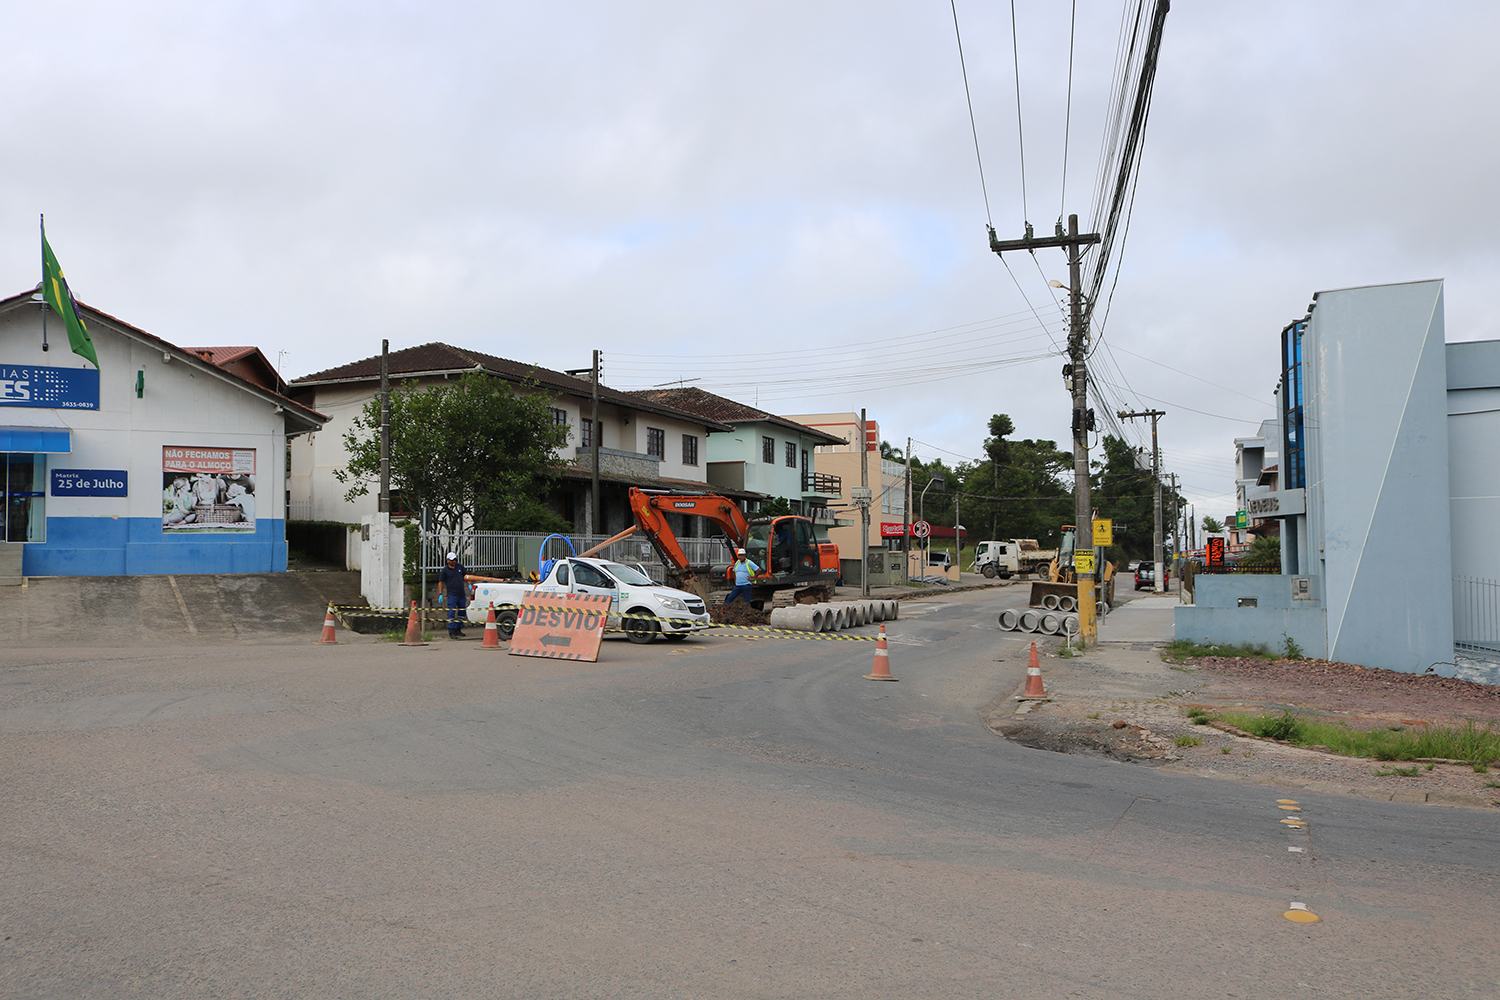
[162, 446, 256, 533]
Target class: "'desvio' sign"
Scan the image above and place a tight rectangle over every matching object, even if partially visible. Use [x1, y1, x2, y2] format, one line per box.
[508, 592, 611, 662]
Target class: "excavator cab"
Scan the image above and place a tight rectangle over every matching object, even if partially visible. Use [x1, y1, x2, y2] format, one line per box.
[748, 516, 822, 578]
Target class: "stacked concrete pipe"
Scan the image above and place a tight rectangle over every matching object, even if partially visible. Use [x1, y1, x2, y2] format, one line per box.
[768, 606, 826, 632]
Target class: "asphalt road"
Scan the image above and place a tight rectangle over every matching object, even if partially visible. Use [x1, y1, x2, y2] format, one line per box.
[3, 589, 1499, 998]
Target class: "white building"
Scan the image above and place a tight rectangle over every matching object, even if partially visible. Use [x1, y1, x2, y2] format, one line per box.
[0, 288, 325, 579]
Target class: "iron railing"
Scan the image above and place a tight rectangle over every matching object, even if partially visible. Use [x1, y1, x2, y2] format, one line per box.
[286, 500, 312, 521]
[802, 472, 842, 496]
[1454, 576, 1500, 658]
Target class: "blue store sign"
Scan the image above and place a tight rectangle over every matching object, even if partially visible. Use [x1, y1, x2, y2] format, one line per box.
[0, 364, 100, 410]
[52, 469, 128, 497]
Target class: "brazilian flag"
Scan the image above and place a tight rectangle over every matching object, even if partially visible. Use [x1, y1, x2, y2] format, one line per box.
[41, 223, 99, 369]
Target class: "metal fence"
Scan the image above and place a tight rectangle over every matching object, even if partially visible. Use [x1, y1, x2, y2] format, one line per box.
[286, 500, 312, 522]
[1454, 576, 1500, 659]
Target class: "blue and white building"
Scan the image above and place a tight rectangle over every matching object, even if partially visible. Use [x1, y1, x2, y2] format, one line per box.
[0, 288, 325, 578]
[1177, 279, 1500, 679]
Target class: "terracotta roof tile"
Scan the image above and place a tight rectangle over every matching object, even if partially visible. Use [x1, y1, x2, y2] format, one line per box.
[630, 386, 845, 444]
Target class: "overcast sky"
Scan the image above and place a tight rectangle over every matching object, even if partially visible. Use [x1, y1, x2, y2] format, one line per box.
[6, 1, 1498, 527]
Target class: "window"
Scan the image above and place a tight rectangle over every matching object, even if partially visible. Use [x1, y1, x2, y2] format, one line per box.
[762, 436, 775, 463]
[3, 454, 45, 542]
[646, 427, 665, 459]
[682, 434, 698, 466]
[1281, 319, 1306, 490]
[581, 418, 593, 448]
[785, 441, 796, 468]
[550, 408, 568, 427]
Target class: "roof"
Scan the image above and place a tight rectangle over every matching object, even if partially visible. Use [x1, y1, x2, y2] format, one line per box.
[291, 342, 733, 431]
[184, 345, 287, 394]
[629, 386, 846, 445]
[556, 465, 767, 503]
[187, 346, 258, 365]
[0, 288, 326, 434]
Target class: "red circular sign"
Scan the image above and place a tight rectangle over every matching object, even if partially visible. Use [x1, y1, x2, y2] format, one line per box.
[912, 520, 931, 539]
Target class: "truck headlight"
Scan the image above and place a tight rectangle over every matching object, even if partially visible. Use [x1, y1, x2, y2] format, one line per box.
[657, 596, 687, 611]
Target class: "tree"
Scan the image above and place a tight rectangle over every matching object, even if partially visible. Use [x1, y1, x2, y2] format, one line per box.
[958, 414, 1072, 545]
[1090, 435, 1157, 560]
[335, 372, 571, 535]
[1241, 534, 1281, 569]
[754, 497, 795, 519]
[879, 439, 903, 463]
[1202, 515, 1224, 533]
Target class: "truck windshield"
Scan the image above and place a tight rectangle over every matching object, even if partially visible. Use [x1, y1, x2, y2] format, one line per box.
[603, 562, 652, 586]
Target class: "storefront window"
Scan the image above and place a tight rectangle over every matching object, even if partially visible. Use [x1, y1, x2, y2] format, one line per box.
[2, 454, 46, 542]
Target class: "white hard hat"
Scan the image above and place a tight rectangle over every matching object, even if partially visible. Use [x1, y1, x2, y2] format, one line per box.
[737, 548, 746, 554]
[446, 552, 457, 560]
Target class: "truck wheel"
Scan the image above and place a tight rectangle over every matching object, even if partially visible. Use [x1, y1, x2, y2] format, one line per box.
[625, 613, 659, 644]
[496, 609, 518, 641]
[981, 564, 997, 579]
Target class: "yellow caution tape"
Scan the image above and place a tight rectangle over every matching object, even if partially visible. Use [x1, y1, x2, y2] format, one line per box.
[328, 605, 880, 641]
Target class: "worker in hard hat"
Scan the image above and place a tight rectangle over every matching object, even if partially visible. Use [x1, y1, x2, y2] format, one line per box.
[725, 547, 760, 605]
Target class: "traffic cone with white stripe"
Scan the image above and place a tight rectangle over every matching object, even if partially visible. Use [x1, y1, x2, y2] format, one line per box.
[481, 603, 501, 648]
[399, 600, 429, 646]
[1017, 641, 1047, 700]
[319, 602, 338, 644]
[864, 624, 898, 681]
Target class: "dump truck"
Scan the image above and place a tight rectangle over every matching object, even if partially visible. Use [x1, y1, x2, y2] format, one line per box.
[971, 538, 1058, 579]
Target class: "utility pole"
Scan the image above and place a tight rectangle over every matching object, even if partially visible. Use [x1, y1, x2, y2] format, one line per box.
[990, 216, 1102, 643]
[1117, 408, 1165, 593]
[1168, 472, 1181, 592]
[591, 350, 601, 535]
[860, 408, 870, 598]
[903, 437, 913, 584]
[379, 339, 390, 513]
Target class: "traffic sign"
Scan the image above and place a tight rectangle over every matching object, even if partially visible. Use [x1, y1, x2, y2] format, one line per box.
[1075, 550, 1095, 575]
[1092, 518, 1113, 546]
[912, 520, 931, 539]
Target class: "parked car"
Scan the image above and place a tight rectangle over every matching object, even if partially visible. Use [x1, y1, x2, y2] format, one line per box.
[1134, 560, 1168, 590]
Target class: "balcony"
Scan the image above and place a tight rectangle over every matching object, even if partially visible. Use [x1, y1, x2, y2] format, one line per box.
[801, 472, 842, 497]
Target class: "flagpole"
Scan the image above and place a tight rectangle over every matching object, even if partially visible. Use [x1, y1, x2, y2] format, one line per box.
[39, 214, 49, 353]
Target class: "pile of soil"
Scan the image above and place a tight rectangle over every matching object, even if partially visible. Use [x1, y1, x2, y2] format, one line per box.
[711, 602, 770, 626]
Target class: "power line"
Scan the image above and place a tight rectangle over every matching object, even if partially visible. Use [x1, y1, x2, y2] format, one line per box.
[949, 0, 993, 225]
[1009, 0, 1030, 225]
[1059, 0, 1077, 221]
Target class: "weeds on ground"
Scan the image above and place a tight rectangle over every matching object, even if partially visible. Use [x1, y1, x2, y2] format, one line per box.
[1211, 711, 1500, 766]
[1087, 712, 1102, 719]
[1185, 708, 1214, 726]
[1281, 633, 1304, 660]
[1162, 640, 1274, 664]
[382, 629, 436, 642]
[1175, 735, 1202, 748]
[1220, 747, 1232, 754]
[1375, 766, 1422, 777]
[1058, 644, 1077, 659]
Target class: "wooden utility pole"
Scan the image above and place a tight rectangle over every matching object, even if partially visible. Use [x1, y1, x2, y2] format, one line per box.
[860, 408, 870, 597]
[1118, 408, 1165, 592]
[989, 215, 1101, 643]
[903, 437, 913, 584]
[591, 350, 601, 534]
[379, 339, 390, 513]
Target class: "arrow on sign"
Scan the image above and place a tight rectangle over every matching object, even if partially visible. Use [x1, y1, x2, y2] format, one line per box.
[540, 634, 573, 648]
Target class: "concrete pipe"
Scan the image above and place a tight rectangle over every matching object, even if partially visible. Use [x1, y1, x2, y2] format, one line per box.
[824, 606, 843, 631]
[769, 606, 822, 632]
[1059, 596, 1077, 612]
[1097, 601, 1110, 617]
[1063, 614, 1079, 636]
[848, 604, 866, 627]
[1040, 613, 1062, 634]
[998, 609, 1021, 631]
[886, 600, 899, 621]
[863, 602, 878, 626]
[869, 601, 886, 623]
[1041, 593, 1060, 611]
[1019, 610, 1042, 632]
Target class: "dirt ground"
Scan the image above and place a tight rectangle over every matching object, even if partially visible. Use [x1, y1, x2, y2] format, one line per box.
[988, 654, 1500, 810]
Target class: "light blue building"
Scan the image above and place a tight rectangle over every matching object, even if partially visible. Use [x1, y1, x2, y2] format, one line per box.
[629, 387, 845, 517]
[1178, 279, 1500, 680]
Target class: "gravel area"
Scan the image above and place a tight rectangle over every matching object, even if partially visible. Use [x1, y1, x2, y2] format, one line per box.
[988, 653, 1500, 810]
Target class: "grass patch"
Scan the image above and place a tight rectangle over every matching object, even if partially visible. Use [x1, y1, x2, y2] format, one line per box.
[1185, 708, 1214, 726]
[1375, 766, 1422, 777]
[1163, 639, 1274, 663]
[1175, 735, 1202, 748]
[1214, 711, 1500, 765]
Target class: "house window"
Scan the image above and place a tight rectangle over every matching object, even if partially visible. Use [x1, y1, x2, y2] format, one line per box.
[581, 418, 593, 448]
[550, 407, 568, 427]
[682, 434, 698, 466]
[647, 427, 665, 459]
[762, 436, 775, 463]
[785, 441, 796, 468]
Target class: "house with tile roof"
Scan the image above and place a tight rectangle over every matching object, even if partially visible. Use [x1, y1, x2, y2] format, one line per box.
[286, 344, 752, 534]
[628, 386, 846, 521]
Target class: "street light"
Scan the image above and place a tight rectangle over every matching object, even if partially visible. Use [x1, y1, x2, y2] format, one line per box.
[920, 473, 945, 571]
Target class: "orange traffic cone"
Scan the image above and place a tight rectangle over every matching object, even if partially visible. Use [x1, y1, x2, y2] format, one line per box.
[319, 602, 338, 644]
[1017, 641, 1046, 699]
[864, 624, 898, 681]
[481, 603, 501, 648]
[399, 600, 429, 646]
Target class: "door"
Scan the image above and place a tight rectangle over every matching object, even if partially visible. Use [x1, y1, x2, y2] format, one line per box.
[3, 454, 45, 543]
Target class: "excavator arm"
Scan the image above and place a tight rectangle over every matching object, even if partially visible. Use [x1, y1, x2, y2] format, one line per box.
[626, 488, 751, 600]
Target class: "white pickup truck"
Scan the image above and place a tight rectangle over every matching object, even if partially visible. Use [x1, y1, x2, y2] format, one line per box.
[464, 556, 712, 643]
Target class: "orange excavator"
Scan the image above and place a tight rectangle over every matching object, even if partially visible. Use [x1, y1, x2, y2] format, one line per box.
[581, 487, 839, 607]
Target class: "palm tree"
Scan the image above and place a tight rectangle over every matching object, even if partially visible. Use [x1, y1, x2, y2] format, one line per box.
[879, 440, 903, 463]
